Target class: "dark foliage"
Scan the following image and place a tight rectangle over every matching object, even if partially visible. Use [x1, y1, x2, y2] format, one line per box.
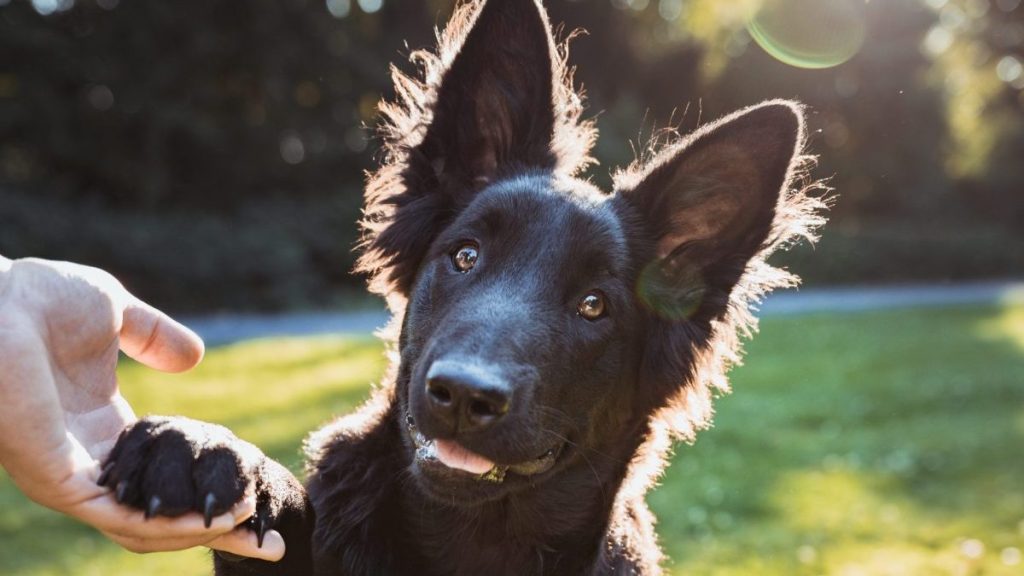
[0, 0, 1021, 311]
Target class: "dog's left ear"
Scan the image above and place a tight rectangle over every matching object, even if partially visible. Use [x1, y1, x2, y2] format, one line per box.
[616, 101, 805, 324]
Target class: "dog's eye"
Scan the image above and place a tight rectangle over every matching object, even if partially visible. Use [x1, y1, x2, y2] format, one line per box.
[577, 291, 607, 320]
[451, 243, 479, 273]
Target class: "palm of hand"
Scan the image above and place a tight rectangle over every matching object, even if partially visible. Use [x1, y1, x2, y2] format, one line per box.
[0, 259, 140, 507]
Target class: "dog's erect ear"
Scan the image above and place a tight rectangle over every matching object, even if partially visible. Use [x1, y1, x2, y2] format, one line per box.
[422, 0, 558, 184]
[360, 0, 564, 300]
[617, 101, 805, 324]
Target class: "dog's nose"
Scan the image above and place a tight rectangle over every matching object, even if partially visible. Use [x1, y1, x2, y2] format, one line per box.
[425, 361, 511, 432]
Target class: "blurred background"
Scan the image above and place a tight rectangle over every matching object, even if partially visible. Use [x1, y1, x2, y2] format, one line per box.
[1, 1, 1023, 575]
[1, 0, 1022, 311]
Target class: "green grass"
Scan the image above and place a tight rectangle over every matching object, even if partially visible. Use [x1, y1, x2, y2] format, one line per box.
[2, 304, 1022, 575]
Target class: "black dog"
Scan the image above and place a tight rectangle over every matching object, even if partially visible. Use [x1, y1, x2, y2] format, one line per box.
[99, 0, 827, 573]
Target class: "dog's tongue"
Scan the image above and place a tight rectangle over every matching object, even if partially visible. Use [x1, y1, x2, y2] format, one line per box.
[434, 439, 495, 475]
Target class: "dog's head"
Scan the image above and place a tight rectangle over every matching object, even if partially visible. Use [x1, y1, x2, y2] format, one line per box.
[357, 0, 826, 505]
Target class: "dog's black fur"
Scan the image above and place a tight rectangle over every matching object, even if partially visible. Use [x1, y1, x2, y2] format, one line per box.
[99, 1, 827, 574]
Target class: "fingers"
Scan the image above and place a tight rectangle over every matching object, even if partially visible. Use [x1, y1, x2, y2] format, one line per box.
[73, 491, 255, 542]
[103, 530, 224, 555]
[106, 526, 286, 561]
[119, 298, 205, 373]
[207, 527, 286, 562]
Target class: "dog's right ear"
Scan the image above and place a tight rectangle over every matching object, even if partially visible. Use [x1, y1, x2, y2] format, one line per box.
[360, 0, 561, 298]
[616, 101, 806, 326]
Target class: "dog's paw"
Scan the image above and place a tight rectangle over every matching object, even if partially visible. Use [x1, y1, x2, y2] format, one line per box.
[98, 416, 276, 543]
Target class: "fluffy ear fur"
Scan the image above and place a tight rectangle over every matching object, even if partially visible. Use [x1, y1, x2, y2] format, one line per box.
[424, 0, 558, 182]
[357, 0, 594, 302]
[619, 100, 805, 325]
[613, 100, 828, 442]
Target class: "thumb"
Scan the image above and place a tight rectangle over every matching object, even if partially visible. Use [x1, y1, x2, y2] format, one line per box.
[119, 299, 205, 373]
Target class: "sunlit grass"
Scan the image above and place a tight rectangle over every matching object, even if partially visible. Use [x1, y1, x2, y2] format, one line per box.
[2, 305, 1022, 575]
[651, 304, 1024, 576]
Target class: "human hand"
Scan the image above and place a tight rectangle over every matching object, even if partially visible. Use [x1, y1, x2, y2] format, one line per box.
[0, 256, 285, 560]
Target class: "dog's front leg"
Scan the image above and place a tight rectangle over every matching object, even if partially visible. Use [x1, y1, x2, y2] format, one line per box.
[211, 455, 315, 576]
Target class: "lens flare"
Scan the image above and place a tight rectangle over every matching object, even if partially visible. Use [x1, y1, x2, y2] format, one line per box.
[636, 257, 707, 321]
[747, 0, 866, 69]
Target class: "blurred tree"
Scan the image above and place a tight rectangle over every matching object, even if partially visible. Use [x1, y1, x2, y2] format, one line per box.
[926, 0, 1024, 226]
[0, 0, 1021, 311]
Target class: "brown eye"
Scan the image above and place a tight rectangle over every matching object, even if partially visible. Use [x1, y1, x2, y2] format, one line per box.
[577, 291, 607, 320]
[452, 244, 479, 273]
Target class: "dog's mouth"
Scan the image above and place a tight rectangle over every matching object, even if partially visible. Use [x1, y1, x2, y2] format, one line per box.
[406, 415, 563, 483]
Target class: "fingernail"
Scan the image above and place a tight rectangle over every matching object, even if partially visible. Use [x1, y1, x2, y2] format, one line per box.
[235, 495, 256, 518]
[256, 530, 285, 562]
[210, 512, 235, 533]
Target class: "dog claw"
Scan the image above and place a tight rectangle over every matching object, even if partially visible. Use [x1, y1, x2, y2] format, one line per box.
[96, 461, 115, 486]
[255, 514, 268, 548]
[145, 496, 161, 520]
[115, 481, 129, 503]
[203, 493, 217, 528]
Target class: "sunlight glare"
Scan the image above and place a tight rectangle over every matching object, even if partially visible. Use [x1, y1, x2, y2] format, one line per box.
[747, 0, 866, 69]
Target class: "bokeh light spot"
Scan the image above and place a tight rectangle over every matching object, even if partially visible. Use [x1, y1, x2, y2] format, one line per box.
[357, 0, 382, 14]
[326, 0, 351, 19]
[294, 81, 322, 108]
[31, 0, 74, 16]
[344, 126, 368, 153]
[658, 0, 683, 22]
[0, 74, 18, 98]
[87, 85, 114, 111]
[996, 55, 1023, 85]
[747, 0, 866, 69]
[922, 26, 954, 57]
[279, 131, 305, 165]
[960, 538, 985, 559]
[1002, 547, 1022, 566]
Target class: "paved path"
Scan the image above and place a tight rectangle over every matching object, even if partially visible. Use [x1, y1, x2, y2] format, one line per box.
[183, 280, 1024, 346]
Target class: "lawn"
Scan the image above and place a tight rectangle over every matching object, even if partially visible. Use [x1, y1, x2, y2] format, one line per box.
[1, 304, 1021, 575]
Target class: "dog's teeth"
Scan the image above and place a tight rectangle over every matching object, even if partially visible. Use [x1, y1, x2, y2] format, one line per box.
[478, 466, 507, 483]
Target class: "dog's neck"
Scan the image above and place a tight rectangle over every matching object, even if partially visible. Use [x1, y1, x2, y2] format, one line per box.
[395, 410, 646, 576]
